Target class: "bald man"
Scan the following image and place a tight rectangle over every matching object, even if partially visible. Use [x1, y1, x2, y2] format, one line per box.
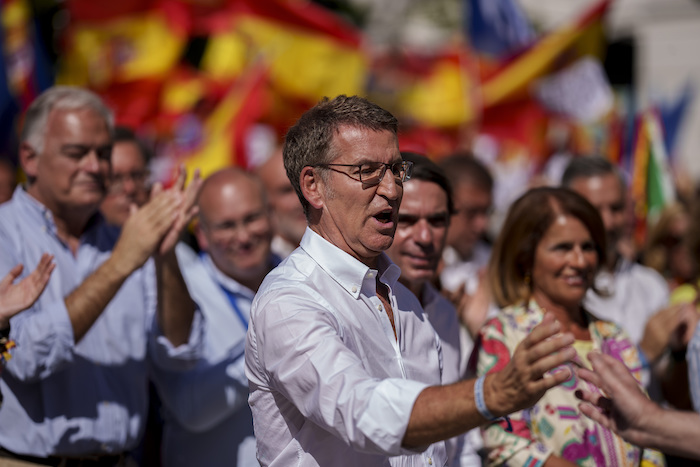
[255, 147, 307, 258]
[152, 168, 280, 467]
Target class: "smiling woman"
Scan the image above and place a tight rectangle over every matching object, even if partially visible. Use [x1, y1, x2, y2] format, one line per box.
[476, 187, 665, 467]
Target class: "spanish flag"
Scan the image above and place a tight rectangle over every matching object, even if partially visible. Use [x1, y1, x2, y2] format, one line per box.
[178, 63, 269, 182]
[196, 0, 367, 103]
[56, 0, 190, 88]
[481, 0, 611, 108]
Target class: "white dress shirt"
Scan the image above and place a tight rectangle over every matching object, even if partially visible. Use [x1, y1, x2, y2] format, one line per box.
[439, 242, 491, 295]
[421, 283, 482, 467]
[584, 258, 669, 345]
[246, 228, 448, 466]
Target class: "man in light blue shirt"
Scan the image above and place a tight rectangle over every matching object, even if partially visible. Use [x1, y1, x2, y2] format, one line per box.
[154, 167, 280, 467]
[0, 86, 202, 464]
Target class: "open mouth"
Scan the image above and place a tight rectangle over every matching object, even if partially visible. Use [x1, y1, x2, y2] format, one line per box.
[373, 210, 394, 224]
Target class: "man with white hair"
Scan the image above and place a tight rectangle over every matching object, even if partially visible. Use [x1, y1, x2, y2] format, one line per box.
[0, 86, 202, 466]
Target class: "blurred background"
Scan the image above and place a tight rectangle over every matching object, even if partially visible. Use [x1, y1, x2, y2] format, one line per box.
[2, 0, 699, 244]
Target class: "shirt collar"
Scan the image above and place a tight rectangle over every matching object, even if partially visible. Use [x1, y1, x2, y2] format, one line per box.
[300, 227, 400, 300]
[14, 185, 105, 239]
[13, 185, 57, 235]
[200, 251, 280, 299]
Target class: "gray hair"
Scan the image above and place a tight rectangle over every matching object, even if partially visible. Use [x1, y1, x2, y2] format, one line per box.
[21, 86, 114, 153]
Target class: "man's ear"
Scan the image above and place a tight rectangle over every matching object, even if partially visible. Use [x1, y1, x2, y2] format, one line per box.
[19, 142, 38, 179]
[194, 221, 209, 252]
[300, 166, 325, 210]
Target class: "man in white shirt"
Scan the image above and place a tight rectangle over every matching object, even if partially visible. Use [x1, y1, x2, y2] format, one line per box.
[386, 152, 482, 466]
[245, 95, 576, 466]
[154, 168, 279, 466]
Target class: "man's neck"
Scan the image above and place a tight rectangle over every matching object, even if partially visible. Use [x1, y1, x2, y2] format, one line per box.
[214, 258, 272, 293]
[26, 185, 95, 252]
[399, 277, 426, 305]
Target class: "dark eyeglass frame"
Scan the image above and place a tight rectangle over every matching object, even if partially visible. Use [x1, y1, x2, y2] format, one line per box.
[313, 160, 413, 186]
[107, 169, 151, 194]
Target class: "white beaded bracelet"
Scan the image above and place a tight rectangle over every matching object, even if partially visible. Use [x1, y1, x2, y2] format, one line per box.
[475, 375, 497, 421]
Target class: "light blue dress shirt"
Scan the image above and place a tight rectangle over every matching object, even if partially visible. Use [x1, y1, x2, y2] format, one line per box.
[0, 187, 202, 458]
[152, 243, 278, 467]
[687, 321, 700, 413]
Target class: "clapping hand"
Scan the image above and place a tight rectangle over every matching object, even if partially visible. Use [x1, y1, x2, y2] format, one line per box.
[113, 165, 202, 272]
[0, 253, 55, 328]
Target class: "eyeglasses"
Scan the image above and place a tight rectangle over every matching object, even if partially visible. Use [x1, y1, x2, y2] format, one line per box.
[108, 170, 150, 194]
[313, 161, 413, 186]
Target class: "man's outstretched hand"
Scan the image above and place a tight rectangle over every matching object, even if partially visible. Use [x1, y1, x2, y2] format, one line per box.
[0, 253, 55, 327]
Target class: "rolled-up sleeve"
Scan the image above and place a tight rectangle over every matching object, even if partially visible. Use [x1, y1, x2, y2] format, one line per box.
[247, 285, 429, 456]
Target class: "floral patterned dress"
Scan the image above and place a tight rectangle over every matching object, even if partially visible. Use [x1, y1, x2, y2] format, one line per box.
[476, 300, 665, 467]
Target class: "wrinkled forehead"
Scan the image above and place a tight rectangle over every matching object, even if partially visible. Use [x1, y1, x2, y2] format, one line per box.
[329, 126, 400, 164]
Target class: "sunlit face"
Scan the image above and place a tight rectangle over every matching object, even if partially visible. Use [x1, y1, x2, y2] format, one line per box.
[257, 150, 307, 246]
[314, 126, 402, 266]
[25, 108, 111, 216]
[387, 179, 449, 291]
[531, 214, 598, 310]
[100, 141, 149, 226]
[197, 176, 273, 281]
[447, 182, 492, 259]
[568, 173, 625, 254]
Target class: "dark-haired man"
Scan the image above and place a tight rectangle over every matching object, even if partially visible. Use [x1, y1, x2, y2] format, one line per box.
[245, 95, 575, 466]
[386, 152, 482, 466]
[100, 126, 151, 227]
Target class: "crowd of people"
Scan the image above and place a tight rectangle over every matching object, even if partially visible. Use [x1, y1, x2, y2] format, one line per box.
[0, 85, 699, 467]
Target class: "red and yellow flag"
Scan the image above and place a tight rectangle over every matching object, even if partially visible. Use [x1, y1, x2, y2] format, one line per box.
[195, 0, 367, 103]
[57, 0, 190, 89]
[481, 0, 611, 108]
[175, 63, 270, 182]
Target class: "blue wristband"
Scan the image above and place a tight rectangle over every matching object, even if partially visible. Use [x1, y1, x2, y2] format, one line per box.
[475, 375, 497, 420]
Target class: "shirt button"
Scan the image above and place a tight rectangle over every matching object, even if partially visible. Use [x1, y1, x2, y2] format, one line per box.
[428, 457, 433, 465]
[367, 272, 374, 278]
[351, 286, 357, 293]
[377, 304, 383, 312]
